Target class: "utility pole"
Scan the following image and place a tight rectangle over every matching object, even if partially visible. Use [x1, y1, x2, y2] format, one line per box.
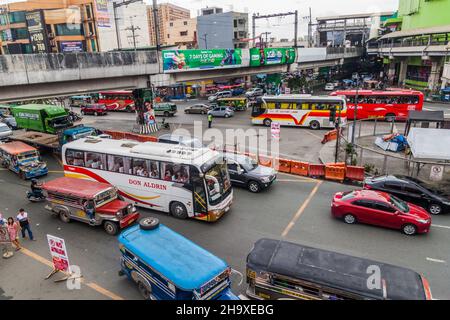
[308, 7, 312, 47]
[125, 23, 141, 50]
[200, 33, 208, 49]
[252, 13, 257, 47]
[113, 0, 142, 51]
[294, 10, 298, 48]
[152, 0, 161, 51]
[261, 32, 271, 48]
[252, 12, 298, 48]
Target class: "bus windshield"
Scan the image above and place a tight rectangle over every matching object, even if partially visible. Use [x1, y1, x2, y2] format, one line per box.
[204, 161, 231, 206]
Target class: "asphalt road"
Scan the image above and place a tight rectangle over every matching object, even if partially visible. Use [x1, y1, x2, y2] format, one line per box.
[1, 154, 450, 300]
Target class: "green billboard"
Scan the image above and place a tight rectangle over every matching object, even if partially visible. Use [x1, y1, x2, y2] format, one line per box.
[162, 49, 243, 73]
[250, 48, 296, 67]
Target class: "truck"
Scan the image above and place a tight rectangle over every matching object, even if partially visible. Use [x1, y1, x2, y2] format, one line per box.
[11, 104, 72, 134]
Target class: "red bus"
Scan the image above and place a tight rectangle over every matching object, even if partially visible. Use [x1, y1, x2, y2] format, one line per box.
[330, 90, 424, 120]
[97, 91, 135, 112]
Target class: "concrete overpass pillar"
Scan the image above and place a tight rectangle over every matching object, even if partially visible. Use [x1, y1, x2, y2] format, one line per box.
[245, 75, 252, 89]
[398, 59, 408, 87]
[428, 58, 443, 92]
[387, 60, 396, 85]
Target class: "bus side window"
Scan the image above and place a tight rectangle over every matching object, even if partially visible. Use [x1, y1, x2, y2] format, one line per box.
[66, 149, 85, 167]
[147, 160, 160, 179]
[107, 155, 128, 173]
[275, 103, 281, 109]
[85, 152, 106, 170]
[302, 103, 309, 110]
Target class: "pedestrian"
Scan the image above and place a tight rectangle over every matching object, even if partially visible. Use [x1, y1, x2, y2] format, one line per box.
[208, 113, 213, 128]
[16, 208, 35, 241]
[7, 217, 21, 250]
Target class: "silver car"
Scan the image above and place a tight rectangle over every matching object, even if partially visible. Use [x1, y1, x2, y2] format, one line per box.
[207, 106, 234, 118]
[0, 123, 13, 140]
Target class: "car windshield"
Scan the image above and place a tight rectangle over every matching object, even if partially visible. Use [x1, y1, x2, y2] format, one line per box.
[341, 191, 356, 200]
[0, 126, 10, 132]
[240, 156, 258, 171]
[94, 188, 117, 206]
[204, 161, 231, 206]
[389, 195, 409, 213]
[17, 151, 38, 161]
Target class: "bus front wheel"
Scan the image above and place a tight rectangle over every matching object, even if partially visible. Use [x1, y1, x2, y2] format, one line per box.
[309, 120, 320, 130]
[170, 202, 188, 219]
[263, 118, 272, 127]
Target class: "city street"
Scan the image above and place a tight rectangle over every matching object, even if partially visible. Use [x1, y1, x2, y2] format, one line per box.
[1, 153, 450, 300]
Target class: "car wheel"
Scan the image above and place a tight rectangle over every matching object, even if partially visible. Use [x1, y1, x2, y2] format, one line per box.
[202, 111, 206, 114]
[59, 211, 71, 223]
[343, 214, 356, 224]
[139, 217, 160, 230]
[428, 203, 442, 215]
[402, 224, 417, 235]
[103, 221, 119, 235]
[126, 106, 133, 113]
[385, 113, 396, 122]
[263, 118, 272, 127]
[170, 202, 188, 219]
[19, 171, 26, 180]
[81, 110, 85, 115]
[185, 110, 190, 114]
[138, 281, 151, 300]
[248, 181, 261, 193]
[164, 111, 169, 117]
[309, 120, 320, 130]
[225, 114, 230, 118]
[94, 112, 98, 116]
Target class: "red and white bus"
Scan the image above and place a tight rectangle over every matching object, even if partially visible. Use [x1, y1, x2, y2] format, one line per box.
[97, 91, 135, 112]
[330, 90, 423, 121]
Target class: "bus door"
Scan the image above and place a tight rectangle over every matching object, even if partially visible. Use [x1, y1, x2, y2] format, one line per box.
[191, 167, 208, 216]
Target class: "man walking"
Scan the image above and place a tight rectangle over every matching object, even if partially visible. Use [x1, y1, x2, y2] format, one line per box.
[208, 113, 213, 128]
[17, 209, 35, 241]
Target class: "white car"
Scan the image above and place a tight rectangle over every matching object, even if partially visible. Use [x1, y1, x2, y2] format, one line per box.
[0, 123, 13, 140]
[208, 91, 232, 102]
[245, 88, 264, 98]
[324, 83, 335, 91]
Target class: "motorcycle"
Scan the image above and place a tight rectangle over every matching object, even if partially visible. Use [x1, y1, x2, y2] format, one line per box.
[26, 190, 46, 202]
[68, 110, 83, 123]
[159, 118, 170, 130]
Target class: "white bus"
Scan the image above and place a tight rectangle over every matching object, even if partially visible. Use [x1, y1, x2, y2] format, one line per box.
[61, 137, 233, 222]
[251, 95, 347, 130]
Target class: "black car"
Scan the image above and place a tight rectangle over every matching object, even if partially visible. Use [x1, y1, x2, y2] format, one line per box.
[363, 175, 450, 215]
[222, 152, 277, 193]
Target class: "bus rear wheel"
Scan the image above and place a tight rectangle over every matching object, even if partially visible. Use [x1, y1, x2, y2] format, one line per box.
[263, 118, 272, 127]
[170, 202, 188, 219]
[385, 113, 396, 122]
[309, 120, 320, 130]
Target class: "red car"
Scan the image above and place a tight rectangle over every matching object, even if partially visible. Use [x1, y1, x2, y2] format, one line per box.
[331, 190, 431, 235]
[81, 103, 108, 116]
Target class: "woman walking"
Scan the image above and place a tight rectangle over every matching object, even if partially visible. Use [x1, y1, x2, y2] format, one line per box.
[7, 217, 21, 251]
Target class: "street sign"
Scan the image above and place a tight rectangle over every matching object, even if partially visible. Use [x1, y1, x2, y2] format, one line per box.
[284, 87, 291, 94]
[429, 165, 444, 181]
[0, 226, 10, 244]
[25, 10, 50, 53]
[271, 122, 280, 140]
[47, 235, 71, 273]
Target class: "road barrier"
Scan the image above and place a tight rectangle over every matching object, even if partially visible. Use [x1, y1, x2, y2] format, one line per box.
[290, 161, 309, 176]
[309, 164, 326, 178]
[277, 159, 292, 173]
[321, 129, 337, 144]
[325, 165, 346, 183]
[345, 165, 365, 182]
[258, 155, 273, 168]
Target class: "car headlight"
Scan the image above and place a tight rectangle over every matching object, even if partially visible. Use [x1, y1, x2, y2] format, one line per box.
[261, 176, 271, 183]
[442, 201, 450, 206]
[417, 219, 429, 224]
[116, 211, 123, 218]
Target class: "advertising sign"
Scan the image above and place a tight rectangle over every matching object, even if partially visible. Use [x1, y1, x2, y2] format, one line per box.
[163, 49, 243, 73]
[25, 10, 49, 53]
[250, 48, 296, 67]
[47, 235, 71, 272]
[61, 41, 84, 53]
[95, 0, 111, 28]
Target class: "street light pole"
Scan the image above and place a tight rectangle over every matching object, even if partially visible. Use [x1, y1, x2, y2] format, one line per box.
[351, 74, 359, 147]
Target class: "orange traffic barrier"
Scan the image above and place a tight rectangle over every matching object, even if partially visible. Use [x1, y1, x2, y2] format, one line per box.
[325, 165, 346, 182]
[321, 129, 337, 144]
[326, 162, 346, 168]
[277, 158, 292, 173]
[291, 161, 309, 176]
[258, 155, 273, 168]
[103, 130, 125, 140]
[345, 165, 365, 181]
[309, 164, 325, 178]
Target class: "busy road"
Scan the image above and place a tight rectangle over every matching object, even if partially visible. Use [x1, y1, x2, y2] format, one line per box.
[1, 151, 450, 300]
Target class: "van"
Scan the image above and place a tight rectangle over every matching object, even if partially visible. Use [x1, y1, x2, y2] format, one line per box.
[154, 103, 177, 117]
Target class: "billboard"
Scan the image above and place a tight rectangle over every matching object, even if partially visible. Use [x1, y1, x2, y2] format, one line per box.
[95, 0, 111, 28]
[162, 49, 244, 73]
[250, 48, 296, 67]
[61, 41, 84, 53]
[25, 10, 50, 53]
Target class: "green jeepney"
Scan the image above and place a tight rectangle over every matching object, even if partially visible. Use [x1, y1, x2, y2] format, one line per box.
[217, 98, 248, 111]
[11, 104, 72, 134]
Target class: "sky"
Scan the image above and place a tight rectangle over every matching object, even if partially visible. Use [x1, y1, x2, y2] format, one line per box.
[145, 0, 399, 40]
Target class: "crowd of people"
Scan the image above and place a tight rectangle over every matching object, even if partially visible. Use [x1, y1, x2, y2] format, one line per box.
[1, 209, 35, 255]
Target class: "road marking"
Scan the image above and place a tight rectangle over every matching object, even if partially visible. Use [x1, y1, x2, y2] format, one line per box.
[20, 247, 124, 300]
[304, 130, 323, 140]
[277, 179, 317, 183]
[48, 170, 64, 173]
[282, 181, 323, 237]
[431, 224, 450, 230]
[426, 257, 446, 264]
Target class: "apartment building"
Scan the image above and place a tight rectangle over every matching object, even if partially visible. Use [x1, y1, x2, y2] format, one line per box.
[165, 18, 197, 49]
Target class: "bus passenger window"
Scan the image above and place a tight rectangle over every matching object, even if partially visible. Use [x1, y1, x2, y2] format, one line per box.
[66, 149, 85, 167]
[108, 155, 125, 173]
[302, 103, 310, 110]
[85, 152, 106, 170]
[132, 158, 149, 177]
[275, 103, 281, 109]
[148, 161, 160, 179]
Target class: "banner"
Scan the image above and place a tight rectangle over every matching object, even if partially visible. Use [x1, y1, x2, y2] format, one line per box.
[163, 49, 243, 73]
[271, 122, 280, 140]
[250, 48, 296, 67]
[61, 41, 84, 53]
[95, 0, 110, 28]
[25, 10, 50, 53]
[47, 235, 71, 273]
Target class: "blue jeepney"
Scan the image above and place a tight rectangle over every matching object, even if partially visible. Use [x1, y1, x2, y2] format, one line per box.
[61, 125, 98, 145]
[0, 141, 48, 179]
[118, 218, 239, 300]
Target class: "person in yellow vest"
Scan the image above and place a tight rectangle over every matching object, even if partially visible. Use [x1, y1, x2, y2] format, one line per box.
[208, 113, 213, 128]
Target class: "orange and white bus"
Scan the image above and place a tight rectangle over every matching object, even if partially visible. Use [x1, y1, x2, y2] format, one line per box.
[61, 137, 233, 222]
[251, 95, 347, 130]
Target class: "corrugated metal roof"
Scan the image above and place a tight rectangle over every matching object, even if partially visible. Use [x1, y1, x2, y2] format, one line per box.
[379, 25, 450, 40]
[317, 11, 395, 21]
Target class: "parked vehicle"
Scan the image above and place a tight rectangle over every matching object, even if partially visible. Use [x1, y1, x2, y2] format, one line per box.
[69, 95, 93, 108]
[0, 114, 16, 129]
[0, 141, 48, 179]
[154, 103, 177, 117]
[118, 217, 239, 300]
[11, 104, 72, 134]
[217, 98, 249, 111]
[184, 104, 210, 114]
[208, 106, 234, 118]
[363, 175, 450, 215]
[42, 177, 140, 235]
[232, 87, 245, 96]
[208, 91, 233, 102]
[324, 83, 335, 91]
[222, 152, 276, 193]
[158, 134, 205, 148]
[0, 122, 13, 140]
[246, 238, 432, 300]
[331, 189, 431, 235]
[0, 104, 12, 116]
[245, 88, 264, 98]
[81, 104, 108, 116]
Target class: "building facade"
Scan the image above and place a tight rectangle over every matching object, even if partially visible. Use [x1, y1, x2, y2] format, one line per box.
[147, 3, 190, 47]
[165, 18, 197, 49]
[0, 0, 106, 54]
[197, 11, 248, 49]
[367, 0, 450, 91]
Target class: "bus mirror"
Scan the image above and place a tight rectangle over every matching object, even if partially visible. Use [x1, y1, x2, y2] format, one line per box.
[214, 183, 220, 193]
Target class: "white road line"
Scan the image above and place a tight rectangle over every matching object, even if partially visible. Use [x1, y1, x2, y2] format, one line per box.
[431, 224, 450, 230]
[426, 257, 447, 264]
